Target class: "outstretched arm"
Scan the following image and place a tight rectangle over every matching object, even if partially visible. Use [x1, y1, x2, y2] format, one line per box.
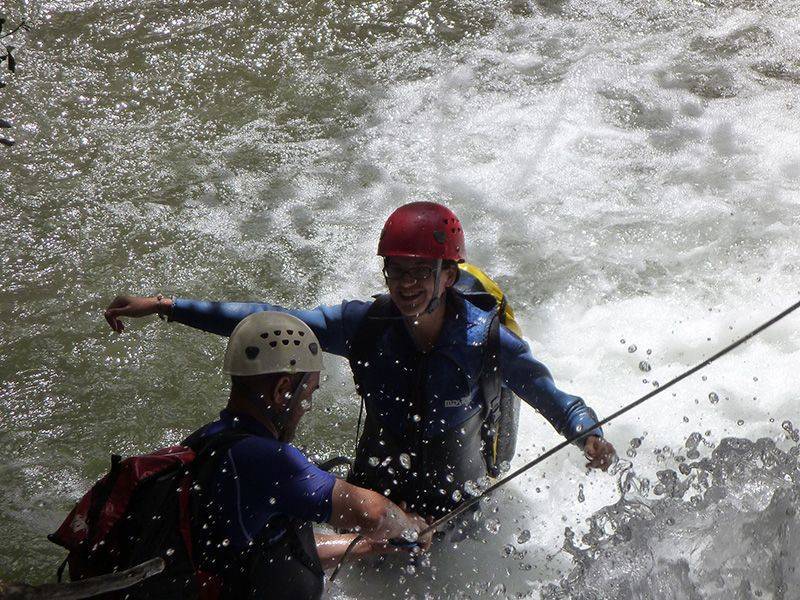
[103, 294, 371, 357]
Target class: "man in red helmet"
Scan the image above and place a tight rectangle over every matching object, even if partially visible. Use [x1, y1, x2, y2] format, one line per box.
[105, 202, 615, 520]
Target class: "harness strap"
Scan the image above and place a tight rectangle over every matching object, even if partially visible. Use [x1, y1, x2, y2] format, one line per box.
[480, 312, 504, 475]
[348, 294, 395, 455]
[181, 430, 253, 599]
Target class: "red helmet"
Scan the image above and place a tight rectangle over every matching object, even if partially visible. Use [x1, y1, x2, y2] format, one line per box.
[377, 202, 466, 262]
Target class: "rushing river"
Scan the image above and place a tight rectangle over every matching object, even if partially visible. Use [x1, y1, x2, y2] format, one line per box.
[1, 0, 799, 597]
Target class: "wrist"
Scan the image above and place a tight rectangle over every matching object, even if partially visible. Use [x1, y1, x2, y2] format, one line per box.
[154, 294, 174, 320]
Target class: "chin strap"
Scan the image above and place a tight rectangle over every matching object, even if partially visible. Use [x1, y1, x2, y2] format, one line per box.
[423, 259, 443, 315]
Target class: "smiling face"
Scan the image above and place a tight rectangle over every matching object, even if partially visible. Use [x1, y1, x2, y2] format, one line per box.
[383, 257, 457, 317]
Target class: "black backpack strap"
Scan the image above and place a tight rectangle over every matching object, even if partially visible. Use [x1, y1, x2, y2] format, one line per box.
[347, 295, 395, 372]
[480, 312, 504, 475]
[347, 295, 396, 457]
[481, 313, 503, 424]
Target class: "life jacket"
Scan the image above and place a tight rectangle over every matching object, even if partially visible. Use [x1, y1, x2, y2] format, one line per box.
[49, 429, 324, 600]
[346, 266, 520, 517]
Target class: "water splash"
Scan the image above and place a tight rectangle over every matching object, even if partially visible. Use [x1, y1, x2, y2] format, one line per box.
[544, 435, 800, 599]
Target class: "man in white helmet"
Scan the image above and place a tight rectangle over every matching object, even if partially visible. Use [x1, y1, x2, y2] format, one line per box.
[183, 311, 430, 599]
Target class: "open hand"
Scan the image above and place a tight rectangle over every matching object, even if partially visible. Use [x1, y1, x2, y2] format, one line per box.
[584, 435, 616, 471]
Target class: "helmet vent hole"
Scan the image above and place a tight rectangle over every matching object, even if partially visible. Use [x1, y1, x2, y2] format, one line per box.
[309, 343, 319, 355]
[274, 330, 281, 335]
[293, 340, 301, 346]
[299, 331, 305, 336]
[245, 346, 260, 360]
[282, 339, 289, 345]
[290, 359, 296, 366]
[286, 329, 294, 334]
[260, 332, 269, 339]
[269, 341, 277, 348]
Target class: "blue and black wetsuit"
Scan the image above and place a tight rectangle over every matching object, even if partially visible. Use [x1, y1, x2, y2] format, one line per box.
[172, 291, 601, 518]
[186, 410, 336, 599]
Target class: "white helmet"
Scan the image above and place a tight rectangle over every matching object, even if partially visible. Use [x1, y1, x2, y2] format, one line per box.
[224, 312, 323, 376]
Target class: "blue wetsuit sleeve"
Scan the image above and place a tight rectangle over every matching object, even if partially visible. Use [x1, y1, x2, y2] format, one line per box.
[170, 298, 372, 358]
[218, 438, 336, 549]
[499, 325, 602, 444]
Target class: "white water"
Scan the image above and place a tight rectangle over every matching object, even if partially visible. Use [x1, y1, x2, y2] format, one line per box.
[3, 0, 800, 596]
[314, 1, 800, 597]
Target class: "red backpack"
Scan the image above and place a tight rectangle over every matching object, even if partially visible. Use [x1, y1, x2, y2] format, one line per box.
[49, 431, 248, 599]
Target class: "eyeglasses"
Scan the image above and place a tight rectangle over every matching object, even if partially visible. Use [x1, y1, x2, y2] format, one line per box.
[382, 264, 436, 281]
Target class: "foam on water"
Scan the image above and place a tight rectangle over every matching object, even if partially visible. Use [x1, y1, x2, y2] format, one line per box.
[544, 435, 800, 599]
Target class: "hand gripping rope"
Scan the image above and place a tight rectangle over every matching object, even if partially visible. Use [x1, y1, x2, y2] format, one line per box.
[329, 297, 800, 582]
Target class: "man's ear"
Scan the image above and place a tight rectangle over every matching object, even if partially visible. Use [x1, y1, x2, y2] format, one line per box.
[442, 264, 459, 289]
[272, 375, 294, 410]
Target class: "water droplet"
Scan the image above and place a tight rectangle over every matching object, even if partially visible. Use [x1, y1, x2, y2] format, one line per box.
[646, 349, 652, 355]
[737, 419, 745, 426]
[383, 489, 391, 496]
[401, 528, 418, 542]
[165, 547, 175, 556]
[485, 519, 501, 534]
[709, 392, 719, 404]
[464, 480, 481, 497]
[627, 344, 637, 353]
[221, 538, 230, 547]
[577, 484, 585, 503]
[412, 414, 421, 422]
[639, 361, 651, 372]
[503, 544, 514, 557]
[399, 453, 411, 469]
[269, 497, 276, 505]
[620, 339, 626, 344]
[498, 460, 511, 474]
[300, 399, 312, 411]
[516, 529, 531, 544]
[451, 489, 462, 502]
[368, 456, 379, 467]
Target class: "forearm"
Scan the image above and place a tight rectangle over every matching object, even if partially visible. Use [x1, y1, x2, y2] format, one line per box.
[524, 377, 602, 443]
[329, 481, 419, 541]
[314, 533, 379, 569]
[501, 328, 602, 443]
